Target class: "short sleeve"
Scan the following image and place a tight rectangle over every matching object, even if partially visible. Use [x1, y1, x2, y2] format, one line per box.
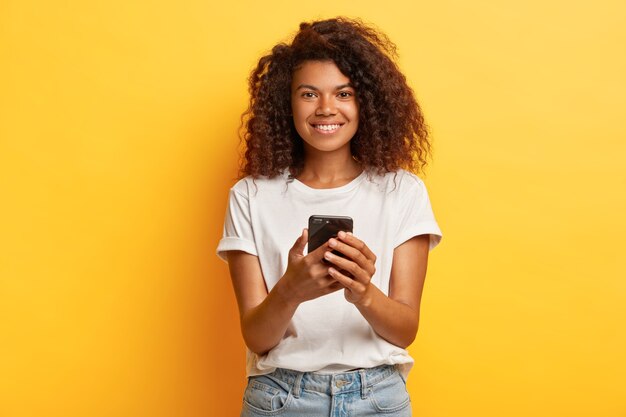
[394, 173, 442, 250]
[216, 188, 258, 262]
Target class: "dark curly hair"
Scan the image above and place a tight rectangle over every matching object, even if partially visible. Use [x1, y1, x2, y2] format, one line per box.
[240, 17, 431, 179]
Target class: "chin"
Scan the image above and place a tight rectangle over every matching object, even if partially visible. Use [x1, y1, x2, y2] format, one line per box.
[303, 139, 352, 153]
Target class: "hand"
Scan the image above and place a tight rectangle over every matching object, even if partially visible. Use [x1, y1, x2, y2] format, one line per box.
[278, 229, 344, 304]
[323, 231, 377, 305]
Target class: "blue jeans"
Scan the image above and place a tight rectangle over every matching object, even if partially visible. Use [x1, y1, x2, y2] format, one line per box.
[240, 364, 412, 416]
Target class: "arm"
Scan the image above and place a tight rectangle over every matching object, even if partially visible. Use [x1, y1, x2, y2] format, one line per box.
[324, 232, 430, 348]
[227, 250, 296, 355]
[227, 229, 343, 355]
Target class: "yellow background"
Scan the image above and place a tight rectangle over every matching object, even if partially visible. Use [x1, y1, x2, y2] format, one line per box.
[1, 0, 625, 416]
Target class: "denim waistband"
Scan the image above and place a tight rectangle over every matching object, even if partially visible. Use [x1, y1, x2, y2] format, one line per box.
[260, 364, 398, 398]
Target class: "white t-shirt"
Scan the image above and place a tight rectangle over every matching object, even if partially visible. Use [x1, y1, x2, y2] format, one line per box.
[216, 169, 442, 377]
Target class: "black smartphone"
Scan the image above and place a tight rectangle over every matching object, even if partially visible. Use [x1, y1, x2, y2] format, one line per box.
[307, 215, 353, 256]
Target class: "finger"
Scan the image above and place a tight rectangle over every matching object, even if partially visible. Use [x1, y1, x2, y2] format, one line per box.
[337, 231, 377, 263]
[323, 251, 371, 284]
[310, 265, 335, 281]
[328, 238, 375, 276]
[325, 281, 344, 293]
[328, 267, 364, 292]
[289, 228, 308, 257]
[306, 238, 332, 262]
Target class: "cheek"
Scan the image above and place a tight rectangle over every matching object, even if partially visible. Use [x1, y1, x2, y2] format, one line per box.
[290, 109, 309, 138]
[291, 103, 311, 123]
[348, 103, 359, 122]
[350, 107, 359, 127]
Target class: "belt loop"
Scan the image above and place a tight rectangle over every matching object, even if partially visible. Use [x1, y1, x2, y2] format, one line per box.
[293, 371, 304, 399]
[359, 369, 367, 399]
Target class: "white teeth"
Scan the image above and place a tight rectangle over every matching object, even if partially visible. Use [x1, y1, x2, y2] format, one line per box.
[315, 124, 341, 131]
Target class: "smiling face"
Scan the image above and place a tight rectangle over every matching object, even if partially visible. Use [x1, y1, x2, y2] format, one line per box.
[291, 60, 359, 156]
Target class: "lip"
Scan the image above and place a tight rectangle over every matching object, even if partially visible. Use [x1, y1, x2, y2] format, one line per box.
[310, 122, 345, 135]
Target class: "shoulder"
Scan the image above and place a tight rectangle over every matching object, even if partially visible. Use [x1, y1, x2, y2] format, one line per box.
[229, 171, 291, 198]
[365, 169, 426, 194]
[396, 169, 424, 186]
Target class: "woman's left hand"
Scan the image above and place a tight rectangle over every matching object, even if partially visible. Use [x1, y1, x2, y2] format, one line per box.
[324, 231, 377, 305]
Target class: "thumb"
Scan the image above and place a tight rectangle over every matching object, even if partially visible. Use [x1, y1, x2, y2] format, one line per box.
[289, 228, 308, 258]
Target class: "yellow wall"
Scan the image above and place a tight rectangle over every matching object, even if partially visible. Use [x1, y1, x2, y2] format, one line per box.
[1, 1, 625, 416]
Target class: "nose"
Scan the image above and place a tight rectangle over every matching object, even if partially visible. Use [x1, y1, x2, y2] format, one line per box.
[315, 96, 337, 116]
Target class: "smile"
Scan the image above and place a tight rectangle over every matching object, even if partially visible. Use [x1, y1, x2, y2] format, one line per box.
[311, 123, 343, 134]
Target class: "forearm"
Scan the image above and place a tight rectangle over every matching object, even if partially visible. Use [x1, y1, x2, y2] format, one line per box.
[230, 232, 346, 355]
[355, 285, 419, 349]
[240, 281, 299, 355]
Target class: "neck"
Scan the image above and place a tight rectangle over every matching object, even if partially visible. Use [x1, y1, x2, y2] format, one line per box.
[297, 148, 362, 186]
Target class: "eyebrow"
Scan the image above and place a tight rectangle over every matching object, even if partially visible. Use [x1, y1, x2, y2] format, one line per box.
[295, 83, 354, 91]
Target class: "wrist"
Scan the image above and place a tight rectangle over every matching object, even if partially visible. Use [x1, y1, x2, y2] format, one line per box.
[272, 275, 300, 309]
[354, 285, 375, 308]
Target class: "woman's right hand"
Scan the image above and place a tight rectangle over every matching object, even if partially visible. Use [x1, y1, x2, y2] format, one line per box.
[227, 229, 342, 354]
[277, 229, 344, 304]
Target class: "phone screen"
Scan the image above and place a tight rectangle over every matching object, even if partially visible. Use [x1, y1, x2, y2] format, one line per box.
[307, 215, 353, 254]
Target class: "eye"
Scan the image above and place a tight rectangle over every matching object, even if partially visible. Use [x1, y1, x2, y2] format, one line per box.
[301, 92, 317, 98]
[337, 91, 353, 99]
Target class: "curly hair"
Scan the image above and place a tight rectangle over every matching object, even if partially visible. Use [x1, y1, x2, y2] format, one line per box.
[240, 17, 431, 179]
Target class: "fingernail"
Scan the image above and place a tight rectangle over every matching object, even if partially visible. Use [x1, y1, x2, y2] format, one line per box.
[324, 251, 332, 260]
[328, 267, 336, 274]
[347, 232, 353, 236]
[328, 239, 337, 247]
[338, 231, 346, 239]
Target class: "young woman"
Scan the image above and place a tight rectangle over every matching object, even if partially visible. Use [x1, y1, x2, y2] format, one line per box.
[217, 17, 442, 417]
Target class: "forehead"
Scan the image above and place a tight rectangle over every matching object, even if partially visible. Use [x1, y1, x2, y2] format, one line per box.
[291, 60, 352, 89]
